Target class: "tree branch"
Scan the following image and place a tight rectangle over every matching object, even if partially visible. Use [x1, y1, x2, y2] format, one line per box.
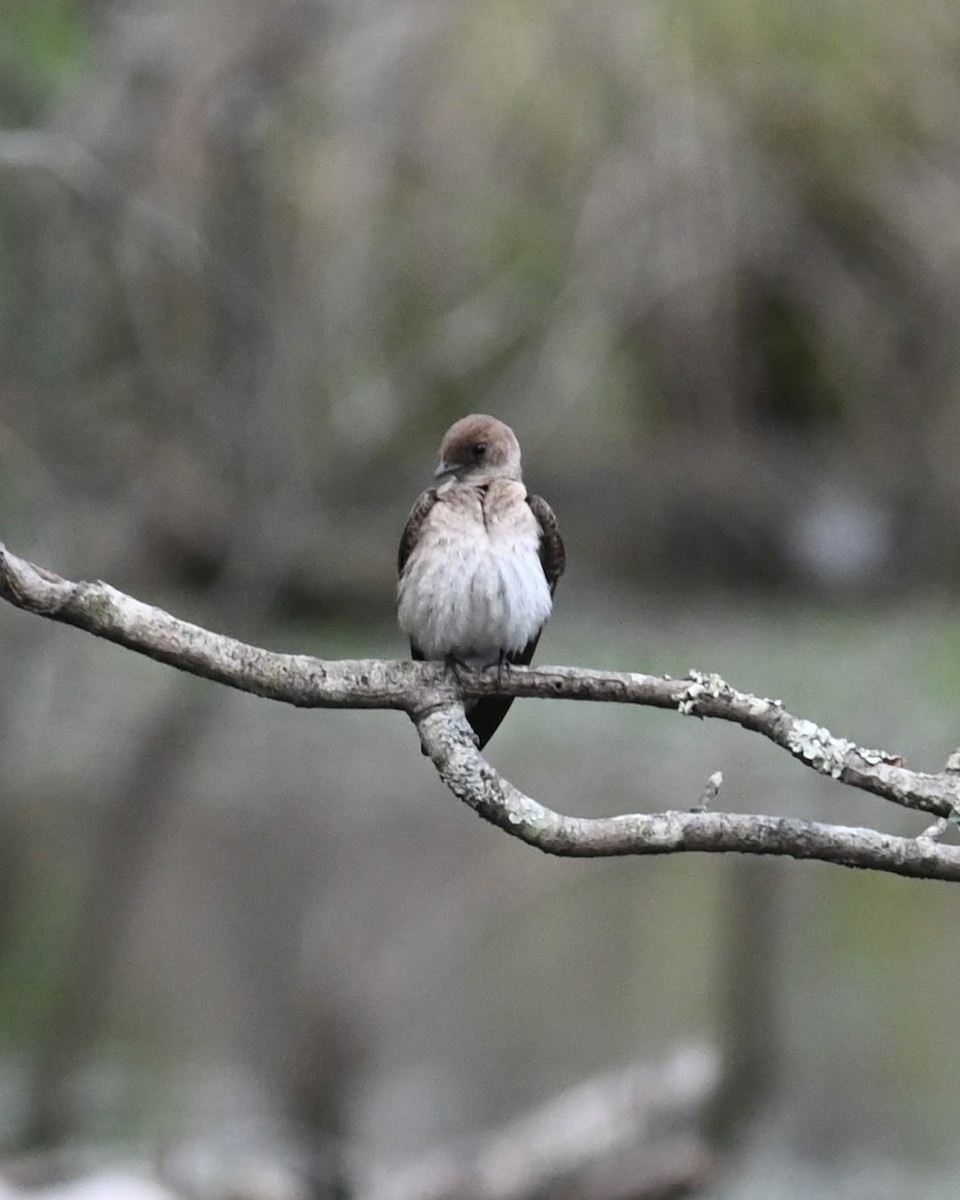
[363, 1044, 718, 1200]
[3, 542, 960, 881]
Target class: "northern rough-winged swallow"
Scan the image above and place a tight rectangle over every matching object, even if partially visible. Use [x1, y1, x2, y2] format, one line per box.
[398, 414, 565, 749]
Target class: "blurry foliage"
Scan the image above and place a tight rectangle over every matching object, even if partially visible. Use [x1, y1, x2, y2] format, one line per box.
[0, 3, 89, 121]
[3, 0, 960, 595]
[0, 838, 85, 1049]
[747, 287, 844, 429]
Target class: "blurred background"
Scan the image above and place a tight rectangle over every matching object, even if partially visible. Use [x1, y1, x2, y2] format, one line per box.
[2, 1, 960, 1197]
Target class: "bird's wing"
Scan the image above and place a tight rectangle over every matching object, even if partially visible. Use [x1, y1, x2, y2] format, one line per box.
[398, 488, 438, 576]
[467, 493, 565, 749]
[527, 492, 566, 598]
[510, 492, 565, 667]
[398, 488, 438, 662]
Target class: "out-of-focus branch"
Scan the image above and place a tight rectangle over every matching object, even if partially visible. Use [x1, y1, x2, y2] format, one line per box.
[361, 1045, 718, 1200]
[3, 542, 960, 881]
[0, 130, 268, 318]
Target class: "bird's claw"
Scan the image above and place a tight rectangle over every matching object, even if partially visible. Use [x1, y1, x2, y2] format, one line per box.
[444, 653, 470, 686]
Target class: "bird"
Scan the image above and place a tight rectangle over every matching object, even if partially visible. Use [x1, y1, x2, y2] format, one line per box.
[398, 413, 564, 749]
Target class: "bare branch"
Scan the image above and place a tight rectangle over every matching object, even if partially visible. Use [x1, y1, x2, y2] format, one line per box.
[3, 542, 960, 881]
[414, 706, 960, 880]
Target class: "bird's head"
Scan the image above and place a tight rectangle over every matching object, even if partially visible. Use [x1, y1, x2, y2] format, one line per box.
[434, 414, 522, 484]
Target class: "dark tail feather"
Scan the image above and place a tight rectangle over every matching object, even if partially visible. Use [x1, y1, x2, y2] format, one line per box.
[467, 697, 515, 750]
[417, 696, 515, 755]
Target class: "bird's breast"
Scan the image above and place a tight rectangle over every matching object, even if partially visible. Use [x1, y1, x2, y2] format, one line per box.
[398, 493, 552, 661]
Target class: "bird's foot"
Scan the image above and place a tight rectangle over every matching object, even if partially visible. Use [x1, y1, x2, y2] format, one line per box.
[444, 653, 471, 686]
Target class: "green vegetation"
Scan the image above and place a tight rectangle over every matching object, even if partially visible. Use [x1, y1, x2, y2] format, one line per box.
[0, 2, 89, 121]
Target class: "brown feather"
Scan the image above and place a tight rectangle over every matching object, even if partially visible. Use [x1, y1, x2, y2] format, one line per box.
[398, 488, 438, 576]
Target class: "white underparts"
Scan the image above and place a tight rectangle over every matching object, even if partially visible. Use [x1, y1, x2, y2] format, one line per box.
[398, 529, 551, 661]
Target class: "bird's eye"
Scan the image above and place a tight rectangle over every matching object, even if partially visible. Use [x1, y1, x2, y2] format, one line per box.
[472, 441, 487, 458]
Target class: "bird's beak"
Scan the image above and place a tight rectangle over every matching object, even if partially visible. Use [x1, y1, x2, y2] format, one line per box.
[434, 459, 460, 480]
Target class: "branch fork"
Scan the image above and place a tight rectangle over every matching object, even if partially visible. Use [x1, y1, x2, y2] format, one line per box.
[3, 541, 960, 880]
